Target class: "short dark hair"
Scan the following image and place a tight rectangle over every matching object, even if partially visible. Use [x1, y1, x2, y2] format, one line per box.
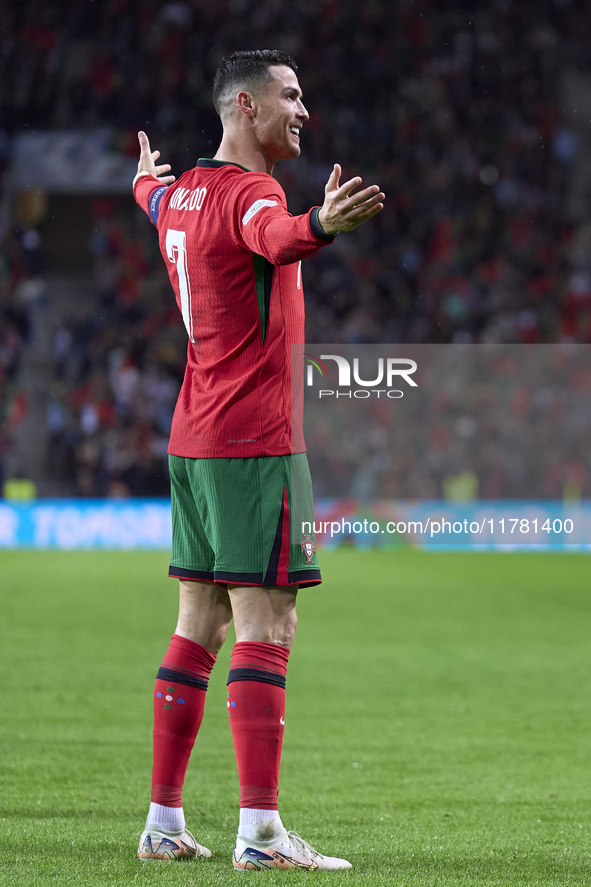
[213, 50, 298, 117]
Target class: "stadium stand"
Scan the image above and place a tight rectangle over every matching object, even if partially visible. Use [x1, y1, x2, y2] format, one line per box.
[1, 0, 591, 496]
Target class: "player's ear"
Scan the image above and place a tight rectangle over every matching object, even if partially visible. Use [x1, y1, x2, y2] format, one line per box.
[236, 91, 256, 118]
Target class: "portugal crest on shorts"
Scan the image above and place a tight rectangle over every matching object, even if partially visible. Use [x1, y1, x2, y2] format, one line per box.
[301, 534, 315, 564]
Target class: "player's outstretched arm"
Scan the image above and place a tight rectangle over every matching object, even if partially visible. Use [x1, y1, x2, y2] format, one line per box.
[135, 131, 176, 185]
[317, 164, 384, 236]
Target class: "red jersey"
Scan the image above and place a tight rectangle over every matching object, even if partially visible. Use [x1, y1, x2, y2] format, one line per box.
[133, 159, 333, 458]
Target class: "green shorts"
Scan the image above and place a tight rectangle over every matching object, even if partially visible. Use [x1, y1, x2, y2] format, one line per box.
[168, 453, 321, 588]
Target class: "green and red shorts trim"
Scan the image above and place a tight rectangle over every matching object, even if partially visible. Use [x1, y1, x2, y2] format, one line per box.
[168, 452, 321, 588]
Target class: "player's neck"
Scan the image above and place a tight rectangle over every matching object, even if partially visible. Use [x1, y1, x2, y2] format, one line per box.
[214, 133, 275, 176]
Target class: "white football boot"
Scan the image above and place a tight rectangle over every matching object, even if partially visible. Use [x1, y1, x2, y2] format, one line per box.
[138, 824, 212, 860]
[233, 827, 352, 871]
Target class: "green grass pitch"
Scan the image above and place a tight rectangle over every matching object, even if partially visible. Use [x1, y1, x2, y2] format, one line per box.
[1, 547, 590, 885]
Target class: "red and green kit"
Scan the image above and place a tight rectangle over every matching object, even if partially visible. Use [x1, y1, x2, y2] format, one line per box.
[134, 160, 333, 586]
[134, 159, 333, 458]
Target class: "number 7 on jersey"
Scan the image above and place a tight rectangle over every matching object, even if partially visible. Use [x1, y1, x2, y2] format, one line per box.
[166, 229, 195, 343]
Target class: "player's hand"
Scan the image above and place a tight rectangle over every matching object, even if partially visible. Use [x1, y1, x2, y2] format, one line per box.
[318, 164, 384, 235]
[136, 131, 176, 185]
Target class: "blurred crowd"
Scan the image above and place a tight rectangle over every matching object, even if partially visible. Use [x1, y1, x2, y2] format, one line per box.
[2, 0, 591, 496]
[44, 200, 185, 497]
[304, 345, 591, 500]
[0, 229, 35, 490]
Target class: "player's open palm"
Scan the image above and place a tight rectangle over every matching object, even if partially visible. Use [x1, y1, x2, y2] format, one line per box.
[136, 131, 176, 185]
[318, 164, 384, 235]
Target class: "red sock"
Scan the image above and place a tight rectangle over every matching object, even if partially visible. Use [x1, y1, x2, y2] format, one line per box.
[151, 634, 216, 807]
[227, 641, 290, 809]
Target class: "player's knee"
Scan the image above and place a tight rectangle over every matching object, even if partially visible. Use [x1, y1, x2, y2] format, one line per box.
[274, 609, 298, 649]
[210, 617, 233, 654]
[244, 611, 297, 647]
